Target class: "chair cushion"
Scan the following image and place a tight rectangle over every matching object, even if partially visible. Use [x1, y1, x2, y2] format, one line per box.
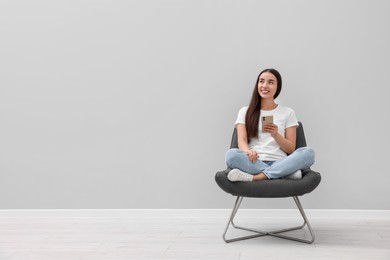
[215, 169, 321, 198]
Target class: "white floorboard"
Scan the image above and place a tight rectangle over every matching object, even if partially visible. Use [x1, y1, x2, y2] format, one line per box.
[0, 210, 389, 260]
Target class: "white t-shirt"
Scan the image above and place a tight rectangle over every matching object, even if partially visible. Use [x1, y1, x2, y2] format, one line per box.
[235, 105, 299, 161]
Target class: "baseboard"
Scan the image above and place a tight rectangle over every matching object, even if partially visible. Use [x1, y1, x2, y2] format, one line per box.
[0, 209, 389, 219]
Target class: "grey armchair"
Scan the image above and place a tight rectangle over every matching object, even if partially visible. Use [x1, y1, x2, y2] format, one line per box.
[215, 122, 321, 244]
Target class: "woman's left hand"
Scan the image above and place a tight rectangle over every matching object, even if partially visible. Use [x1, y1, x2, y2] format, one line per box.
[263, 123, 279, 137]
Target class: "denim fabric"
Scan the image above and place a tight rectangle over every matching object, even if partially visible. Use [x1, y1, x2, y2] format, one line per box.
[225, 147, 315, 179]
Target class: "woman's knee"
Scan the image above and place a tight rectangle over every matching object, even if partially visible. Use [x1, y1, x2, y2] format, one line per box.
[297, 147, 315, 164]
[225, 148, 244, 168]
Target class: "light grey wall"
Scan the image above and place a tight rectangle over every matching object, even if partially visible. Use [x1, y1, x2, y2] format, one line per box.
[1, 0, 389, 209]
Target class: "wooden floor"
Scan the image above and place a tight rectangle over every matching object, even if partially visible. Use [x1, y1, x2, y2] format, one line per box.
[0, 211, 389, 260]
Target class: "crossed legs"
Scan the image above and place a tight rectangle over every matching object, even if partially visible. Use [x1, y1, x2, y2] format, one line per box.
[225, 147, 315, 181]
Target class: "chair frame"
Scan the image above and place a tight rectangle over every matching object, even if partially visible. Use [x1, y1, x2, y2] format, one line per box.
[223, 196, 315, 244]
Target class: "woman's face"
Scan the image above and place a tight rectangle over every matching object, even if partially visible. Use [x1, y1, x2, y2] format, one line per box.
[258, 72, 278, 99]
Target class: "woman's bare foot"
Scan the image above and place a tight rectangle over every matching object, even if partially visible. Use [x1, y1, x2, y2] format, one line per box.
[252, 172, 269, 181]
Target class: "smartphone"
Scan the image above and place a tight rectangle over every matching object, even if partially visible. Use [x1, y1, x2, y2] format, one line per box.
[261, 115, 273, 132]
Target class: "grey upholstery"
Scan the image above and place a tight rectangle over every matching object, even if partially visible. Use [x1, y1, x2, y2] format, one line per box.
[215, 122, 321, 198]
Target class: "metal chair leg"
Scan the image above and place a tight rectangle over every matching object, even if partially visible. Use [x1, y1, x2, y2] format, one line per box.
[223, 196, 267, 243]
[222, 196, 315, 244]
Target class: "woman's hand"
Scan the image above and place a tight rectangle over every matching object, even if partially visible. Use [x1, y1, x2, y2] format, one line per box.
[246, 149, 259, 163]
[263, 123, 279, 137]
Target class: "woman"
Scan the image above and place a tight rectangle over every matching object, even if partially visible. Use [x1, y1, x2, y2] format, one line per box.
[225, 68, 315, 182]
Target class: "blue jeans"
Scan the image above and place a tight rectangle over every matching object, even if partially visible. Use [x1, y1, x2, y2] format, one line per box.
[225, 147, 315, 179]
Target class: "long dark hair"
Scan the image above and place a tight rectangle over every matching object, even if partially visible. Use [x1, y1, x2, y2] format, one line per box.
[245, 68, 282, 141]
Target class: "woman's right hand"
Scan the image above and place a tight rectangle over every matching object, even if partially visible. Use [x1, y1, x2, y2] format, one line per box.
[236, 124, 259, 163]
[246, 149, 258, 163]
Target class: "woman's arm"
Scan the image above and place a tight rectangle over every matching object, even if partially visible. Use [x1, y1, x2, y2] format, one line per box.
[236, 123, 258, 162]
[264, 124, 297, 154]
